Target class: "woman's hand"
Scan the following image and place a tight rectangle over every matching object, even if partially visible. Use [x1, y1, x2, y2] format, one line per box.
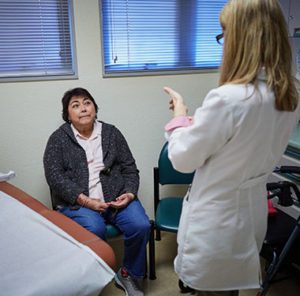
[107, 193, 134, 209]
[77, 193, 108, 212]
[164, 86, 188, 117]
[87, 198, 109, 212]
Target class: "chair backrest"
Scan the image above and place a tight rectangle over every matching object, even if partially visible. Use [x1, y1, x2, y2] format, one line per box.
[49, 188, 56, 210]
[158, 142, 194, 185]
[153, 142, 195, 222]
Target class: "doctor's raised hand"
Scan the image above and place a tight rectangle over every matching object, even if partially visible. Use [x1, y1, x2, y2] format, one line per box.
[164, 86, 188, 117]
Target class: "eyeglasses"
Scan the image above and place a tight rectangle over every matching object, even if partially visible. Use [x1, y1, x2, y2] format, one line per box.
[216, 33, 224, 45]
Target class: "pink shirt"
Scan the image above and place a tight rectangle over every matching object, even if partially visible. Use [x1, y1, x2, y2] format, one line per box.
[71, 121, 105, 201]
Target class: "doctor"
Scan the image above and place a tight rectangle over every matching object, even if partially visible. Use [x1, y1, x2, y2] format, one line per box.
[164, 0, 300, 295]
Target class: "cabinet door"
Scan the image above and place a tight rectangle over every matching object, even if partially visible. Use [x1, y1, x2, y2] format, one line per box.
[289, 0, 300, 36]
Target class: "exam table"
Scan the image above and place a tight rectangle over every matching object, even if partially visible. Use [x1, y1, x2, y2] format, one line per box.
[0, 181, 116, 296]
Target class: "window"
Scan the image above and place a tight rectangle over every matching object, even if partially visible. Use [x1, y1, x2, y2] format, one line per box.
[100, 0, 226, 77]
[0, 0, 77, 81]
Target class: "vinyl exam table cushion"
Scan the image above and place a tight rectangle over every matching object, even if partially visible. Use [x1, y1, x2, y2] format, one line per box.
[0, 181, 116, 296]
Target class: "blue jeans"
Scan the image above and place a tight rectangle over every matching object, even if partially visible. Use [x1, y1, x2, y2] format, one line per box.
[59, 199, 150, 278]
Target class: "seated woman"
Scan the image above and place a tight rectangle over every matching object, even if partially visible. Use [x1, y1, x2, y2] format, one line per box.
[43, 87, 150, 296]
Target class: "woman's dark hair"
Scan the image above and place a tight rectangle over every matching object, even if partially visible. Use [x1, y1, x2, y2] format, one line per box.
[61, 87, 99, 122]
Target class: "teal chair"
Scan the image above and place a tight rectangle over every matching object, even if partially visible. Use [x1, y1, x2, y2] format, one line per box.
[105, 223, 122, 239]
[148, 142, 194, 279]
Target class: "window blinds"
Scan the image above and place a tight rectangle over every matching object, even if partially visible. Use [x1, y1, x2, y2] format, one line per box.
[0, 0, 75, 80]
[100, 0, 226, 76]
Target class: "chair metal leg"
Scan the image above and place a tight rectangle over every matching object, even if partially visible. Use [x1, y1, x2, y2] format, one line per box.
[155, 228, 161, 241]
[148, 220, 156, 280]
[144, 248, 148, 279]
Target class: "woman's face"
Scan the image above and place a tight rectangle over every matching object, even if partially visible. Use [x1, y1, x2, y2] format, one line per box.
[68, 96, 96, 130]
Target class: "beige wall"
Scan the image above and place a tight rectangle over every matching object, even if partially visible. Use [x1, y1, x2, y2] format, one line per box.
[0, 0, 219, 217]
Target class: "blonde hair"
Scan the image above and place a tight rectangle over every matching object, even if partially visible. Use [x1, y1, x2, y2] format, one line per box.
[219, 0, 298, 111]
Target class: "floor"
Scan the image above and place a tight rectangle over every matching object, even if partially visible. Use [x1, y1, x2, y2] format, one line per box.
[101, 232, 300, 296]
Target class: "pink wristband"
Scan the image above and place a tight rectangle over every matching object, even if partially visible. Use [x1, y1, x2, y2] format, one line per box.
[165, 116, 193, 131]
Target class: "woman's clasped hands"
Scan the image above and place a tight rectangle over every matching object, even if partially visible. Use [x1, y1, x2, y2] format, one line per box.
[77, 192, 134, 212]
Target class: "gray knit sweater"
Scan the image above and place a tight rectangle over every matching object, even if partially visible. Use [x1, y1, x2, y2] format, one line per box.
[43, 121, 139, 208]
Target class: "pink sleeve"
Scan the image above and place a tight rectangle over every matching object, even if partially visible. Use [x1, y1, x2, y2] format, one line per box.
[164, 116, 193, 131]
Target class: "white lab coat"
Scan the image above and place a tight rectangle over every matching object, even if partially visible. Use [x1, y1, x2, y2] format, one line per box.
[167, 74, 300, 291]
